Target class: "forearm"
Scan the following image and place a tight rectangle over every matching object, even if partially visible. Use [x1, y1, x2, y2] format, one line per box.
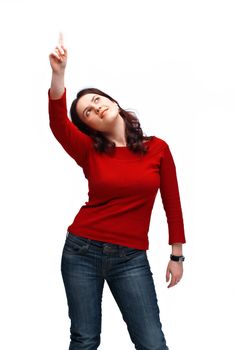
[50, 71, 65, 99]
[171, 243, 183, 255]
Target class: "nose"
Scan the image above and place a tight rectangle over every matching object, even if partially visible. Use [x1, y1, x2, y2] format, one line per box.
[95, 105, 103, 116]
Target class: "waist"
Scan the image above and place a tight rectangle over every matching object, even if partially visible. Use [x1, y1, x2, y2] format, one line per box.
[66, 231, 143, 253]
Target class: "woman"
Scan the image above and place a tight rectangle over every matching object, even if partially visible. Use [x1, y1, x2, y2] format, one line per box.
[48, 37, 186, 350]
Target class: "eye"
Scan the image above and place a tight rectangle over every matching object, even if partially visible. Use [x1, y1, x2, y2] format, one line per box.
[86, 109, 91, 117]
[94, 97, 100, 102]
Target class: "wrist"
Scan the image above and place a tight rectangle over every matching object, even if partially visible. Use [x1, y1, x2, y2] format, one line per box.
[52, 69, 65, 77]
[171, 243, 183, 256]
[170, 254, 185, 262]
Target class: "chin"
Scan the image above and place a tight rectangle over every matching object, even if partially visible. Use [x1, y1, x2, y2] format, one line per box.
[105, 111, 119, 120]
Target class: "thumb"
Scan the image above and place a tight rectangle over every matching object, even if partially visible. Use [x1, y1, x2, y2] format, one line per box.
[166, 266, 170, 282]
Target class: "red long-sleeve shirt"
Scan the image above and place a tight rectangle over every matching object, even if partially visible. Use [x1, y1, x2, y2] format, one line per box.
[48, 89, 186, 250]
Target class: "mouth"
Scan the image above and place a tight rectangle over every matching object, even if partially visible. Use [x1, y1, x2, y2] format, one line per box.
[100, 108, 108, 118]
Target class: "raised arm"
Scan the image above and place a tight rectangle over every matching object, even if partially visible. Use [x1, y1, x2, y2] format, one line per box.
[49, 33, 66, 99]
[48, 34, 92, 168]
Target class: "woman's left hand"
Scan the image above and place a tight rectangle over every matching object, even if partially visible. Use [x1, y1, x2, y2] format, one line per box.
[166, 260, 183, 288]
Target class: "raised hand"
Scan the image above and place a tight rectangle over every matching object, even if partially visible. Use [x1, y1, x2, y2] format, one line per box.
[49, 33, 67, 74]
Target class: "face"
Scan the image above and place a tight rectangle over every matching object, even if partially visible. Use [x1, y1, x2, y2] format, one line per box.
[76, 93, 120, 132]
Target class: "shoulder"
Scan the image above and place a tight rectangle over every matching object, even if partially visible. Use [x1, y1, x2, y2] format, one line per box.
[148, 135, 169, 153]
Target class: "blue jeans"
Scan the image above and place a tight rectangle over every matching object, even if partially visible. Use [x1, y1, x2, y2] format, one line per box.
[61, 232, 169, 350]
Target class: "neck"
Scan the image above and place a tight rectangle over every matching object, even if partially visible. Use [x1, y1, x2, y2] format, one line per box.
[104, 115, 127, 146]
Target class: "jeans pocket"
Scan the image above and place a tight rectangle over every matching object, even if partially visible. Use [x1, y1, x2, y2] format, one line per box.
[63, 234, 90, 256]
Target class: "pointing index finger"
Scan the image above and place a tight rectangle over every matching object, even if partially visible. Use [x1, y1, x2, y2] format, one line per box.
[58, 32, 64, 46]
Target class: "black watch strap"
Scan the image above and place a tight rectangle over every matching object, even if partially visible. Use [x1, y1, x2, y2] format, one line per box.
[170, 254, 185, 262]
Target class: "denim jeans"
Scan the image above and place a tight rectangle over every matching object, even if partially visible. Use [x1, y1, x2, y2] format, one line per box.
[61, 232, 169, 350]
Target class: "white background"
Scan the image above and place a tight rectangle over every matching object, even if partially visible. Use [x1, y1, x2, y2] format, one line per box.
[0, 0, 233, 349]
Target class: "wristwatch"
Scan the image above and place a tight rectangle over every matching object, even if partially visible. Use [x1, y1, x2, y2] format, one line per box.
[170, 254, 185, 262]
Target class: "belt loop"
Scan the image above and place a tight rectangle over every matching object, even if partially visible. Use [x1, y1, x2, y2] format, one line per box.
[119, 245, 126, 258]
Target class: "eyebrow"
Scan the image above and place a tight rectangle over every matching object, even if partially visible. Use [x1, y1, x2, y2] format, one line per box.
[82, 95, 96, 117]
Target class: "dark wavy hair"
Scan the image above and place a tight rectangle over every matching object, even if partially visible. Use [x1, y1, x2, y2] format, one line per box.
[70, 87, 153, 155]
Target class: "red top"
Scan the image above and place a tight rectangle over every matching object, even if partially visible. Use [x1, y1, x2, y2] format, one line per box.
[48, 88, 186, 250]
